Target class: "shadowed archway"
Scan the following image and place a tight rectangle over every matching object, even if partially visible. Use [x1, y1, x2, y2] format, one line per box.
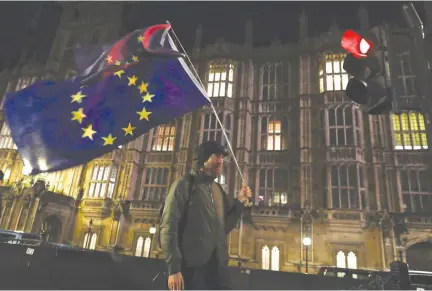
[41, 215, 62, 243]
[406, 241, 432, 272]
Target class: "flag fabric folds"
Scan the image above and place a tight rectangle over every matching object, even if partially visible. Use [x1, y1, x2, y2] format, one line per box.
[4, 24, 210, 175]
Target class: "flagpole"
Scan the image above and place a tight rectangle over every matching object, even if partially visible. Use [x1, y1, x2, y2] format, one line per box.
[166, 21, 245, 186]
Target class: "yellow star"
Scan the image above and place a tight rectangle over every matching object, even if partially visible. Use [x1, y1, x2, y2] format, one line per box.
[137, 108, 152, 121]
[106, 55, 113, 64]
[71, 91, 87, 103]
[71, 108, 86, 124]
[102, 134, 117, 146]
[141, 92, 155, 103]
[122, 123, 136, 136]
[127, 75, 138, 86]
[82, 124, 97, 140]
[114, 70, 125, 79]
[132, 55, 139, 62]
[138, 81, 148, 94]
[115, 60, 121, 66]
[137, 35, 144, 43]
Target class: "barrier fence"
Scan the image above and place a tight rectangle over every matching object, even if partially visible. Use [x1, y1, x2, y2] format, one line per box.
[0, 243, 421, 290]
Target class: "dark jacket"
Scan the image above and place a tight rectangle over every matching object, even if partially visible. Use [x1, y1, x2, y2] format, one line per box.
[159, 170, 245, 275]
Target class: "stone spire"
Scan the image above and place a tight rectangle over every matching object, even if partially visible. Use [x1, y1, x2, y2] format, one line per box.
[194, 24, 203, 50]
[329, 19, 339, 34]
[245, 20, 253, 45]
[357, 4, 369, 31]
[299, 9, 308, 40]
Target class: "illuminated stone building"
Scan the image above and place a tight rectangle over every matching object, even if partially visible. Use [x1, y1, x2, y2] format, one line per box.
[0, 3, 431, 274]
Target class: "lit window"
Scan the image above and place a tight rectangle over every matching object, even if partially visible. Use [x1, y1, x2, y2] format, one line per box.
[40, 171, 64, 193]
[262, 245, 280, 271]
[271, 246, 280, 271]
[336, 251, 357, 277]
[207, 63, 234, 98]
[3, 167, 11, 183]
[319, 53, 349, 93]
[262, 245, 270, 270]
[140, 168, 170, 201]
[261, 116, 288, 151]
[88, 165, 118, 198]
[0, 123, 17, 150]
[400, 169, 432, 213]
[347, 252, 357, 269]
[83, 232, 97, 250]
[135, 236, 152, 258]
[151, 123, 176, 151]
[336, 251, 346, 277]
[15, 77, 37, 91]
[392, 112, 428, 150]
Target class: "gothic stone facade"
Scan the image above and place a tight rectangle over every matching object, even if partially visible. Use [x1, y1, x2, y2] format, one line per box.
[0, 3, 431, 274]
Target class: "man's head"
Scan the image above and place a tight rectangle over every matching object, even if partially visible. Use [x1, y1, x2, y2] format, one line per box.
[196, 141, 228, 177]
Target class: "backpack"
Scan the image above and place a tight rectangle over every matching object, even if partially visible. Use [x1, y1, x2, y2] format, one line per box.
[156, 174, 196, 249]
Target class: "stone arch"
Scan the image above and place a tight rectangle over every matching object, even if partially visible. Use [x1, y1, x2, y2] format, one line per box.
[406, 240, 432, 272]
[41, 214, 63, 243]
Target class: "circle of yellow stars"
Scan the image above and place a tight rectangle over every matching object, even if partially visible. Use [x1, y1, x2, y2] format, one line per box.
[70, 49, 154, 147]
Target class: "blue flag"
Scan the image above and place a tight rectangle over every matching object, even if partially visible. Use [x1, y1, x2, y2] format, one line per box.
[4, 24, 210, 175]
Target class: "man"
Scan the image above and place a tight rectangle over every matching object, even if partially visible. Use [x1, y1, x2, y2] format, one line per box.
[159, 140, 252, 290]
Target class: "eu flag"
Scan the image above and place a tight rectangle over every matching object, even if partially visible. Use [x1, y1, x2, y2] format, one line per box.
[4, 24, 210, 175]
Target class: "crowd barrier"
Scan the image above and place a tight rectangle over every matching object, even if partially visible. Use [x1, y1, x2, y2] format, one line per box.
[0, 243, 409, 290]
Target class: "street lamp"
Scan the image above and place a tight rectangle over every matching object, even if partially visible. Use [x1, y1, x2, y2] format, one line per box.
[302, 237, 312, 274]
[149, 225, 157, 258]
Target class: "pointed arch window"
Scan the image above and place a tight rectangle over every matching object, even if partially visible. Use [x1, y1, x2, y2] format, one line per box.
[330, 165, 366, 210]
[88, 165, 118, 198]
[262, 245, 280, 271]
[326, 105, 362, 147]
[3, 167, 11, 183]
[400, 169, 432, 213]
[141, 167, 170, 201]
[201, 112, 231, 147]
[392, 112, 428, 150]
[259, 168, 289, 206]
[262, 245, 270, 270]
[347, 252, 357, 269]
[336, 251, 357, 277]
[0, 123, 17, 150]
[260, 116, 289, 151]
[135, 236, 152, 258]
[151, 122, 176, 151]
[260, 62, 289, 100]
[271, 246, 280, 271]
[83, 233, 97, 250]
[207, 62, 235, 98]
[319, 53, 349, 93]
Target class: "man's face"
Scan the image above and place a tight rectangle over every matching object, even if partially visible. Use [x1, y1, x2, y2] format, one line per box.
[203, 153, 224, 177]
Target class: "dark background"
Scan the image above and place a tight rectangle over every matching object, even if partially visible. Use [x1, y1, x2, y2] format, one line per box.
[0, 1, 427, 69]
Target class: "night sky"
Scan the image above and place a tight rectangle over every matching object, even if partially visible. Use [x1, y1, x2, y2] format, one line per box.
[0, 1, 427, 69]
